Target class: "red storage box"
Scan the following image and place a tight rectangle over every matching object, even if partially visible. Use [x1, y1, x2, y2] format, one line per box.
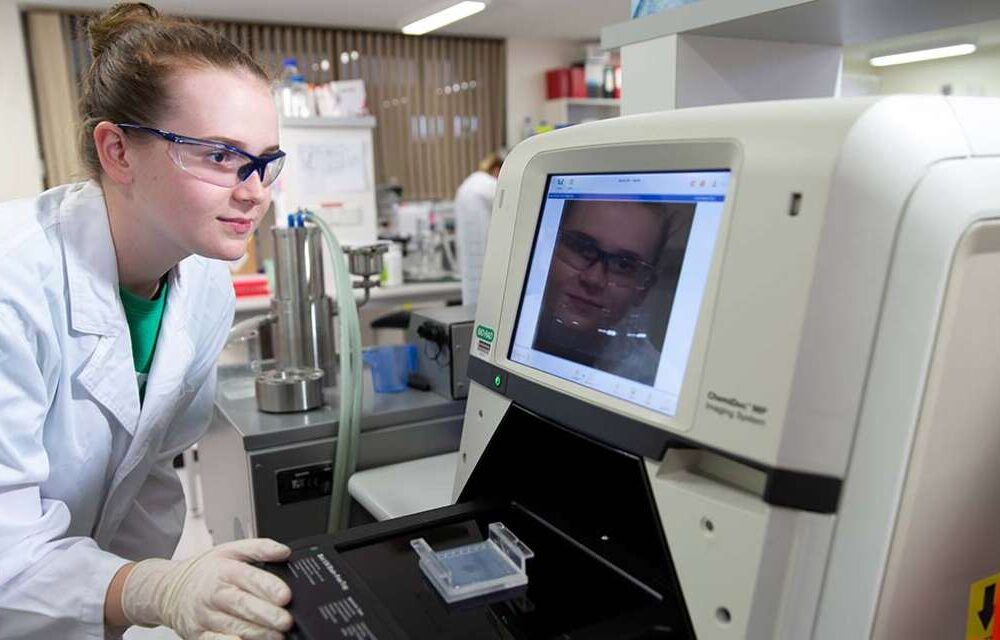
[546, 68, 571, 99]
[569, 66, 587, 98]
[547, 67, 588, 99]
[232, 274, 270, 298]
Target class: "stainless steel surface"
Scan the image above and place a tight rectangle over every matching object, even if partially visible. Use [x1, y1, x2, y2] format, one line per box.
[218, 365, 466, 450]
[271, 226, 329, 371]
[306, 295, 336, 383]
[450, 322, 473, 399]
[260, 226, 337, 410]
[409, 305, 476, 400]
[255, 367, 325, 413]
[345, 243, 388, 278]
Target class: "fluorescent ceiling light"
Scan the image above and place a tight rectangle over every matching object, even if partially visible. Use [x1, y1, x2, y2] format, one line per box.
[870, 44, 977, 67]
[402, 1, 486, 35]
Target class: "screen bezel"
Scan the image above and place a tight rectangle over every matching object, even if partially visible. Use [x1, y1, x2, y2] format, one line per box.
[491, 140, 742, 435]
[508, 168, 731, 418]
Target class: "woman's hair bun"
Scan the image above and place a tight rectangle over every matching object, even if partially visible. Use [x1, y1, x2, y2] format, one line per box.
[88, 2, 161, 59]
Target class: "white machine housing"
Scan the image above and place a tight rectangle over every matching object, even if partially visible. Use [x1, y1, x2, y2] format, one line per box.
[455, 96, 1000, 638]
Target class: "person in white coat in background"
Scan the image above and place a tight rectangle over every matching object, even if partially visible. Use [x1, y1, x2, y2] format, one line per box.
[455, 150, 505, 306]
[0, 3, 295, 639]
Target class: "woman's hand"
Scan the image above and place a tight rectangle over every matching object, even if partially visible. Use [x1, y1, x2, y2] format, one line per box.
[121, 538, 294, 640]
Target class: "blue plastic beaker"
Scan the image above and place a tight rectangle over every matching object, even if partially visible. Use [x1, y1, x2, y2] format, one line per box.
[362, 345, 417, 393]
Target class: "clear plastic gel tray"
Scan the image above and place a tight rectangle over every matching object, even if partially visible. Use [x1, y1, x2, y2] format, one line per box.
[410, 522, 534, 604]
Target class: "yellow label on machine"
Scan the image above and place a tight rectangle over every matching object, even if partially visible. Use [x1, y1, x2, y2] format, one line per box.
[967, 572, 1000, 639]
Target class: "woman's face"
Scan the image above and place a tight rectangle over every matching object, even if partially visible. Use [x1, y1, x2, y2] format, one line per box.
[128, 67, 278, 262]
[540, 201, 664, 335]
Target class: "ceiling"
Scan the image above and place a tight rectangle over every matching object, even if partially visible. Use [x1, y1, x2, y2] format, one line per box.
[24, 0, 630, 40]
[24, 0, 1000, 59]
[844, 17, 1000, 65]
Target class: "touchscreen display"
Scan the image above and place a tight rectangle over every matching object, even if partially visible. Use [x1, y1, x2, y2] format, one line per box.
[509, 170, 729, 417]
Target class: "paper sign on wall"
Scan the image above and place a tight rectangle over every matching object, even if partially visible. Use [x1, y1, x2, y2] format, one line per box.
[298, 141, 368, 195]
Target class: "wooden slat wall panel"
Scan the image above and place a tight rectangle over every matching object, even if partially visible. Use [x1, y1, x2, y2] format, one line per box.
[55, 11, 504, 200]
[426, 37, 439, 199]
[432, 36, 446, 199]
[372, 31, 387, 185]
[420, 37, 432, 199]
[463, 39, 474, 177]
[403, 35, 417, 194]
[379, 31, 394, 187]
[429, 39, 437, 199]
[474, 39, 487, 170]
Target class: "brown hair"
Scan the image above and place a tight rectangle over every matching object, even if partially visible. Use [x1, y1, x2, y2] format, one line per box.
[79, 2, 269, 179]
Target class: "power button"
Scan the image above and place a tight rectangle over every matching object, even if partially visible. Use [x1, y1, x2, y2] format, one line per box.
[490, 369, 507, 394]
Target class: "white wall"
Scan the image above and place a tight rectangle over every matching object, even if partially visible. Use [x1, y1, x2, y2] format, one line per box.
[873, 44, 1000, 97]
[505, 38, 582, 150]
[0, 0, 43, 200]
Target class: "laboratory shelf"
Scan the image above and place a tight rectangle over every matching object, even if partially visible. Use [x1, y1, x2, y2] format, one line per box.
[602, 0, 1000, 49]
[279, 115, 376, 129]
[547, 97, 621, 108]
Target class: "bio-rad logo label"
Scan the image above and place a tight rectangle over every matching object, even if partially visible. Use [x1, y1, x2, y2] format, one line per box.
[705, 391, 768, 426]
[476, 325, 495, 356]
[316, 553, 349, 592]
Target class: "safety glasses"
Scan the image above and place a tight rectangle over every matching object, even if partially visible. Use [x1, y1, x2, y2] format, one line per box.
[555, 229, 657, 290]
[117, 123, 286, 188]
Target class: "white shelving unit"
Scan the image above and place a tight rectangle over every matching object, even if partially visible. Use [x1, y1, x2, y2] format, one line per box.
[602, 0, 1000, 49]
[278, 115, 376, 129]
[543, 97, 621, 127]
[601, 0, 1000, 116]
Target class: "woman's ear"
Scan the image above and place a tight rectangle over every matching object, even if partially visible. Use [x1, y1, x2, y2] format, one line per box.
[93, 121, 136, 185]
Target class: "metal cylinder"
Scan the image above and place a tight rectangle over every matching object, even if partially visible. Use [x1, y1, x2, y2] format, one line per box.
[272, 226, 326, 371]
[256, 225, 336, 413]
[255, 368, 324, 413]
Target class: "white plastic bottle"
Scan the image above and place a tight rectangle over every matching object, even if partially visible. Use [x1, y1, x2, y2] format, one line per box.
[289, 73, 312, 118]
[381, 242, 403, 287]
[276, 58, 313, 118]
[276, 58, 298, 118]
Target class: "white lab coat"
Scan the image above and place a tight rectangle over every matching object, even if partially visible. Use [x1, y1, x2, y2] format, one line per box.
[0, 181, 235, 638]
[454, 170, 497, 306]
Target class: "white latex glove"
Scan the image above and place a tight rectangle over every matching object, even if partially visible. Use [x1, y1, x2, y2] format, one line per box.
[121, 538, 294, 640]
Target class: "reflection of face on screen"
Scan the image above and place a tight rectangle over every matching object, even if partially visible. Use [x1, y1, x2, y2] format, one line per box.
[532, 199, 695, 385]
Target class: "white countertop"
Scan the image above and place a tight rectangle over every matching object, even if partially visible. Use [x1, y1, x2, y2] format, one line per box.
[347, 452, 459, 521]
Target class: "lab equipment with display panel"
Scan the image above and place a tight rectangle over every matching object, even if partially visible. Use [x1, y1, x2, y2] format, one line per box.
[267, 96, 1000, 639]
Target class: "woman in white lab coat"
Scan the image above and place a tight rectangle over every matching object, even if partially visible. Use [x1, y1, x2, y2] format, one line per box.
[455, 151, 505, 305]
[0, 4, 294, 639]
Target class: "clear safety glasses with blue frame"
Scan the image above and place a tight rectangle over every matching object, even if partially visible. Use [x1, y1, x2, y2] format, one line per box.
[117, 123, 286, 188]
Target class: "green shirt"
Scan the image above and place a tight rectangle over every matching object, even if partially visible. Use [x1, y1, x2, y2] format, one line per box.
[119, 278, 169, 401]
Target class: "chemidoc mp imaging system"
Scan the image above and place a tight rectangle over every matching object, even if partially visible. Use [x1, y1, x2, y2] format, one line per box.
[269, 96, 1000, 639]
